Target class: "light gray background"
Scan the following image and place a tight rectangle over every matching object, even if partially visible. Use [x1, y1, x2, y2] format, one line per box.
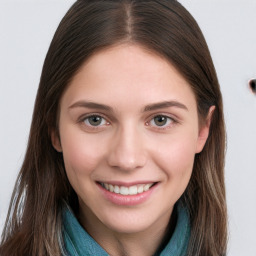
[0, 1, 255, 255]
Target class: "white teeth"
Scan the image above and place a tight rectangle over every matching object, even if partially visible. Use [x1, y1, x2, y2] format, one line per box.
[129, 185, 138, 195]
[109, 184, 114, 192]
[101, 182, 154, 195]
[144, 184, 151, 191]
[137, 185, 144, 194]
[114, 185, 120, 194]
[120, 186, 129, 195]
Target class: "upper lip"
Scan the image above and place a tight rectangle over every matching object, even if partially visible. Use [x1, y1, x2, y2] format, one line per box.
[97, 181, 158, 186]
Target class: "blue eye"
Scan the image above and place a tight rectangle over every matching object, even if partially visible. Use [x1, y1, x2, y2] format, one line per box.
[84, 115, 108, 127]
[150, 115, 173, 127]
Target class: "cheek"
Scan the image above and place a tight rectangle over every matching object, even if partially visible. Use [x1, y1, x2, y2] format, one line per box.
[60, 127, 105, 178]
[151, 130, 198, 179]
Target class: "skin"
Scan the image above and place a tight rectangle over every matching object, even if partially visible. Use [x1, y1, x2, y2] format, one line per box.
[52, 44, 213, 256]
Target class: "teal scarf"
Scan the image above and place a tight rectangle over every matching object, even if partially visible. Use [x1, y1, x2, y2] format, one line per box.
[62, 202, 190, 256]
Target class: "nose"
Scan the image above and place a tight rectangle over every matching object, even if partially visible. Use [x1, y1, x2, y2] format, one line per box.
[107, 125, 147, 171]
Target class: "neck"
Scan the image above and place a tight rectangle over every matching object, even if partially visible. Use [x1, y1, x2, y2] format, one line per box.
[78, 205, 176, 256]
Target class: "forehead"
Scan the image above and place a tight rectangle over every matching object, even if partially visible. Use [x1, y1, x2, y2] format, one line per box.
[61, 44, 197, 112]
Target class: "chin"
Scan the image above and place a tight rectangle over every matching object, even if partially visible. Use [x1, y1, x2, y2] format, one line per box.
[105, 220, 152, 234]
[100, 210, 161, 235]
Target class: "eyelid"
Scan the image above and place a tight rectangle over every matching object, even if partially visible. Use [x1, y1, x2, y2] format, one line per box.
[145, 113, 179, 130]
[78, 113, 111, 131]
[77, 112, 179, 131]
[78, 112, 109, 122]
[84, 116, 108, 126]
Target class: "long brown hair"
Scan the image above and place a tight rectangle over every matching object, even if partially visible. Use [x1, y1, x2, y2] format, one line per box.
[0, 1, 227, 255]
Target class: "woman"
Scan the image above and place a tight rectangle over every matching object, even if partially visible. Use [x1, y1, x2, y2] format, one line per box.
[0, 0, 227, 255]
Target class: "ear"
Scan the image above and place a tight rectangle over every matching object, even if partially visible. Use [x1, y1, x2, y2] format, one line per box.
[196, 106, 215, 153]
[51, 129, 62, 152]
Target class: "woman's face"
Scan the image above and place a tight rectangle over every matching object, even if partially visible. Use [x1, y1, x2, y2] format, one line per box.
[52, 44, 211, 235]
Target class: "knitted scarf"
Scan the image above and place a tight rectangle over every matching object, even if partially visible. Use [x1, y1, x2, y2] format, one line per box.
[62, 202, 190, 256]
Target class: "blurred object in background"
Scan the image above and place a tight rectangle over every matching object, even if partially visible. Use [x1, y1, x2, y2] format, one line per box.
[248, 78, 256, 95]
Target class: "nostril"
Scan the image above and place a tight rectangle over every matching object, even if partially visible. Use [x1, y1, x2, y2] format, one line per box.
[248, 78, 256, 94]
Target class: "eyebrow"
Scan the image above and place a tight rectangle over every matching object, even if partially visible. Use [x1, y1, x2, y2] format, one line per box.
[68, 100, 188, 112]
[69, 101, 114, 112]
[143, 101, 188, 112]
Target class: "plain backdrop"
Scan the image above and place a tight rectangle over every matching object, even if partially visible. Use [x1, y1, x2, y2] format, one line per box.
[0, 1, 256, 255]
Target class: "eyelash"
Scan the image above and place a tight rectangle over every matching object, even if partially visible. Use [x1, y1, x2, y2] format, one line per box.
[146, 114, 177, 130]
[79, 113, 110, 130]
[78, 113, 178, 131]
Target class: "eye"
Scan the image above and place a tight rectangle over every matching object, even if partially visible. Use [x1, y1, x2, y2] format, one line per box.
[148, 115, 174, 128]
[83, 115, 108, 127]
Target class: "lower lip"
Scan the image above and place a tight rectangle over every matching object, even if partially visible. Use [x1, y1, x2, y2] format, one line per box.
[97, 183, 158, 206]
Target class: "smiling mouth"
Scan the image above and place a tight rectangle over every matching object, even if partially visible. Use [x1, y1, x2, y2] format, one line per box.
[98, 182, 157, 196]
